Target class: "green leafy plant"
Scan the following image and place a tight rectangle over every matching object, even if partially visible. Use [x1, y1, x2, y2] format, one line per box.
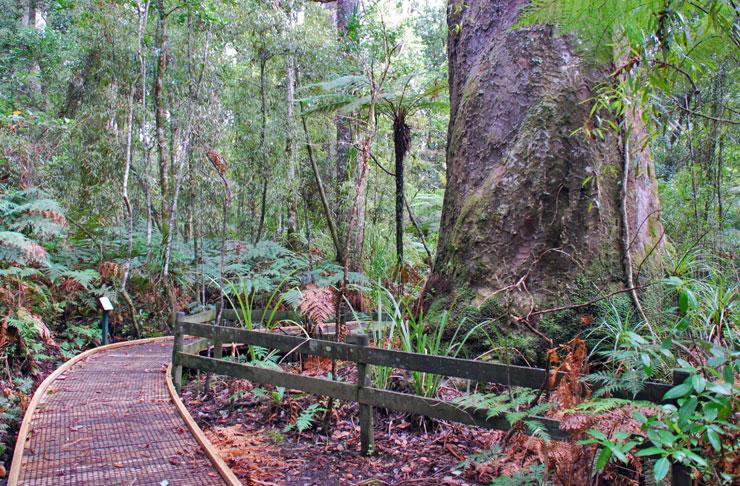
[283, 402, 326, 433]
[582, 346, 738, 483]
[454, 388, 552, 440]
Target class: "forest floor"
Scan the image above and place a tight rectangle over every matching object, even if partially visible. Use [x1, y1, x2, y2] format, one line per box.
[181, 357, 503, 486]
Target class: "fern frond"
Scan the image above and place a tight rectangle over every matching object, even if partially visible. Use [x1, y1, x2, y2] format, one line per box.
[299, 287, 336, 323]
[284, 403, 325, 433]
[0, 231, 49, 265]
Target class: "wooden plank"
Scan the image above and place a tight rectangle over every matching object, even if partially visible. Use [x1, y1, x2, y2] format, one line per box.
[182, 338, 210, 354]
[221, 309, 302, 323]
[179, 309, 217, 324]
[175, 349, 567, 442]
[357, 388, 568, 441]
[178, 322, 673, 404]
[176, 352, 357, 402]
[164, 363, 243, 486]
[179, 322, 550, 389]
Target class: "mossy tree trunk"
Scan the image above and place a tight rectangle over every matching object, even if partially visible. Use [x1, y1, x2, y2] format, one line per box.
[433, 0, 663, 318]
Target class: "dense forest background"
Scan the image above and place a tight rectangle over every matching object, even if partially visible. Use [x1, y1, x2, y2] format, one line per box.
[0, 0, 737, 483]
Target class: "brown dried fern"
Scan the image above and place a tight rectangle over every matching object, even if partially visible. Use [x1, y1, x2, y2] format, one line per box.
[299, 287, 336, 328]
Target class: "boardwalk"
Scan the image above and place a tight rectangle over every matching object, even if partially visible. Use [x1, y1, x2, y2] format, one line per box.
[13, 339, 227, 485]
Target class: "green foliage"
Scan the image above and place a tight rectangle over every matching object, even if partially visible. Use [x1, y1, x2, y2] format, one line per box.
[578, 429, 641, 474]
[367, 285, 467, 397]
[488, 463, 547, 486]
[454, 388, 551, 434]
[283, 402, 325, 434]
[0, 377, 33, 457]
[586, 350, 738, 483]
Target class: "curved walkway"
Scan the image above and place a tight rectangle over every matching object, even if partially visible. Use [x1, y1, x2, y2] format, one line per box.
[11, 339, 231, 485]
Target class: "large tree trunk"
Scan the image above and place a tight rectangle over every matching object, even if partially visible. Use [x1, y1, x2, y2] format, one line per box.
[433, 0, 663, 314]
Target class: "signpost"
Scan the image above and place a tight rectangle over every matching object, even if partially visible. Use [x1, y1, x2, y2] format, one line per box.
[98, 296, 113, 345]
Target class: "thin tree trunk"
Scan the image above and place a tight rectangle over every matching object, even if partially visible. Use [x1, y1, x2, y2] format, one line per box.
[254, 55, 270, 244]
[393, 114, 410, 265]
[155, 0, 170, 245]
[620, 125, 654, 335]
[395, 152, 404, 264]
[333, 0, 358, 236]
[21, 0, 31, 27]
[255, 177, 268, 244]
[685, 95, 701, 239]
[137, 0, 153, 260]
[717, 138, 723, 228]
[119, 1, 149, 338]
[285, 51, 298, 245]
[298, 89, 343, 264]
[404, 195, 432, 261]
[162, 23, 212, 326]
[121, 84, 140, 337]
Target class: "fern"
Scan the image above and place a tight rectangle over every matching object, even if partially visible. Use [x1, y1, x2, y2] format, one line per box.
[523, 419, 552, 443]
[45, 265, 99, 288]
[567, 398, 641, 414]
[280, 288, 302, 310]
[506, 402, 552, 426]
[454, 388, 539, 423]
[589, 369, 646, 398]
[0, 231, 48, 264]
[299, 287, 336, 324]
[489, 463, 547, 485]
[283, 403, 325, 433]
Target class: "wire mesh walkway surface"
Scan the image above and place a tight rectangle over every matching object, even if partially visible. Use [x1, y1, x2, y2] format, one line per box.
[16, 340, 226, 485]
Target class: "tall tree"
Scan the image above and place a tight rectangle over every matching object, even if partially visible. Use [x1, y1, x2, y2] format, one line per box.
[334, 0, 357, 212]
[433, 0, 663, 317]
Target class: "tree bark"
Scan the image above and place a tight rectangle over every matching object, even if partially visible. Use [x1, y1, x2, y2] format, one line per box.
[154, 0, 170, 244]
[284, 8, 298, 246]
[254, 54, 270, 244]
[334, 0, 358, 256]
[434, 0, 663, 313]
[393, 114, 410, 265]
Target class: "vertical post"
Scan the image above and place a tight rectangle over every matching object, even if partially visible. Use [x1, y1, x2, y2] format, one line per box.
[101, 310, 110, 345]
[213, 339, 223, 360]
[346, 333, 374, 455]
[671, 370, 692, 486]
[173, 311, 185, 392]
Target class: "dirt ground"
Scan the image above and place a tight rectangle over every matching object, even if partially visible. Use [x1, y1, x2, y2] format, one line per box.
[181, 359, 503, 486]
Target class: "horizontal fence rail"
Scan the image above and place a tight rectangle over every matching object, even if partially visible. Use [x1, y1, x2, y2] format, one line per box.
[171, 311, 690, 484]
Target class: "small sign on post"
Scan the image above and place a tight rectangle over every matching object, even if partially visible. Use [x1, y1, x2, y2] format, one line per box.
[98, 296, 113, 345]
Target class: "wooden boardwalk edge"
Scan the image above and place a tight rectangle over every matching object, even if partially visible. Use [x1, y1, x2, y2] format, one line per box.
[165, 362, 242, 486]
[8, 336, 241, 486]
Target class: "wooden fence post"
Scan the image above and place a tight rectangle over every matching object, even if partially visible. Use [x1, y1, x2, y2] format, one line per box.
[173, 311, 185, 392]
[346, 333, 374, 455]
[671, 370, 692, 486]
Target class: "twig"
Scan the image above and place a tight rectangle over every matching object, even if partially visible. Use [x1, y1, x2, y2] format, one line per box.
[674, 102, 739, 125]
[522, 284, 651, 321]
[404, 195, 432, 261]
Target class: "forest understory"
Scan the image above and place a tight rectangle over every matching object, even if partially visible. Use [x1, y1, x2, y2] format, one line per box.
[1, 0, 738, 484]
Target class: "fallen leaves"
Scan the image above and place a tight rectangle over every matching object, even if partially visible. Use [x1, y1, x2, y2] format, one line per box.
[205, 425, 282, 482]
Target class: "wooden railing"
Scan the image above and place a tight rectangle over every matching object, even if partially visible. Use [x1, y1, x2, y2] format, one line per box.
[171, 309, 690, 484]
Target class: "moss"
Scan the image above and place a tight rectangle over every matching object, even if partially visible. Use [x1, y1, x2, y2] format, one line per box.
[478, 295, 506, 319]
